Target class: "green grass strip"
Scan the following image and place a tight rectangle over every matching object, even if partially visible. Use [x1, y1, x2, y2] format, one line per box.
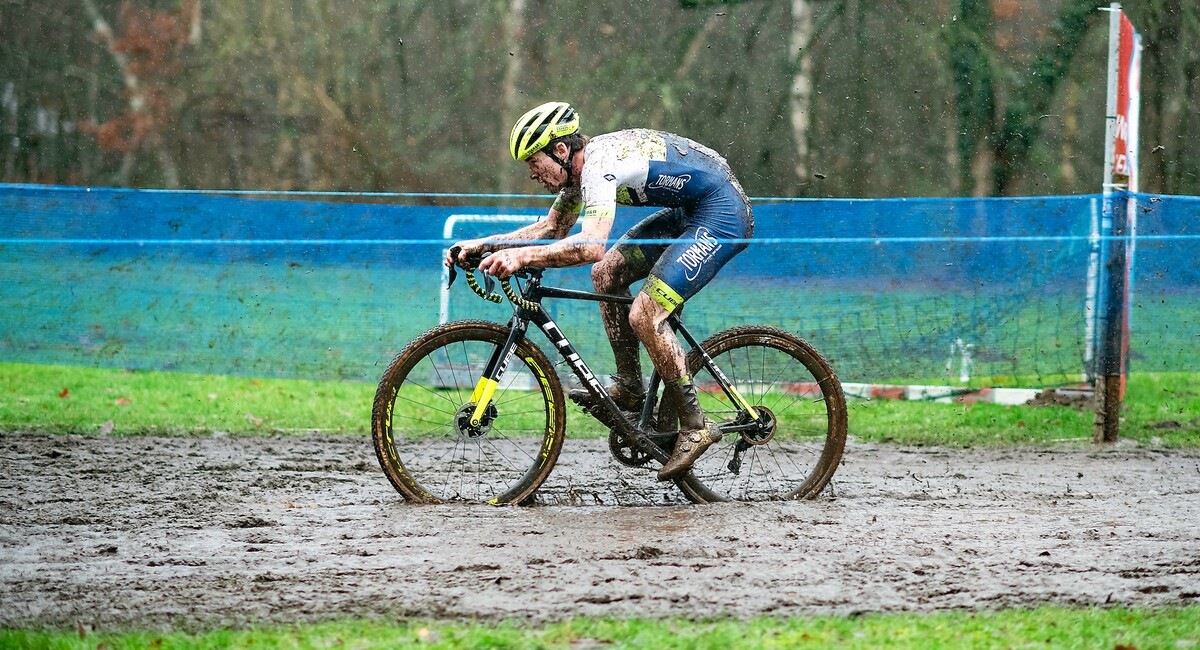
[0, 362, 370, 435]
[1, 362, 1197, 446]
[3, 607, 1199, 649]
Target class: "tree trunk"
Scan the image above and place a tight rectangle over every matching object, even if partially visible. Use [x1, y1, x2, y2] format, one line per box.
[499, 0, 526, 194]
[151, 133, 181, 188]
[945, 81, 961, 194]
[1061, 81, 1079, 189]
[991, 0, 1104, 195]
[788, 0, 815, 183]
[848, 0, 867, 196]
[188, 0, 202, 45]
[947, 0, 996, 197]
[3, 83, 16, 180]
[1141, 0, 1183, 194]
[79, 0, 182, 188]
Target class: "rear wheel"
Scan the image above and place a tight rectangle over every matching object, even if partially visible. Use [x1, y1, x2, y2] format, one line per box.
[371, 320, 566, 504]
[664, 326, 847, 503]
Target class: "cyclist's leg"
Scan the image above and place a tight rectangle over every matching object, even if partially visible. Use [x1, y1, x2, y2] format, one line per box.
[633, 289, 723, 481]
[633, 198, 751, 391]
[629, 189, 752, 479]
[591, 250, 651, 403]
[591, 208, 685, 404]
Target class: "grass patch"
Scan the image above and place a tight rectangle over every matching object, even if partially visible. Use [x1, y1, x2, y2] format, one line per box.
[846, 372, 1200, 447]
[1, 362, 1197, 446]
[3, 607, 1199, 649]
[0, 362, 371, 435]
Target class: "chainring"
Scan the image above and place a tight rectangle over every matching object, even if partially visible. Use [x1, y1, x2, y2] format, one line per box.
[608, 427, 678, 468]
[608, 428, 653, 467]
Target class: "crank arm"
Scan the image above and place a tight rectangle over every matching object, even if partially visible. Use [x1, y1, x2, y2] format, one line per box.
[616, 421, 672, 466]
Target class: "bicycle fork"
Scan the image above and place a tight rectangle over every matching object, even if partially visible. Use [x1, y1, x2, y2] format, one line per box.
[466, 317, 530, 428]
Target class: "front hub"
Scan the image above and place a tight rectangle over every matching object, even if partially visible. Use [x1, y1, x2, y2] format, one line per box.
[455, 402, 497, 439]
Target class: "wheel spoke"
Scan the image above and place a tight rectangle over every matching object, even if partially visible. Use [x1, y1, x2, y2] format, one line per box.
[485, 429, 538, 465]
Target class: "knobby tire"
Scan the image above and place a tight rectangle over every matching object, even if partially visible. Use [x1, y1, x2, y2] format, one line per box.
[668, 326, 848, 503]
[371, 320, 566, 504]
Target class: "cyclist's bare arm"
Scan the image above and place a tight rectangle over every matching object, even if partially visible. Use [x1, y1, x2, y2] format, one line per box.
[478, 216, 614, 278]
[445, 206, 579, 268]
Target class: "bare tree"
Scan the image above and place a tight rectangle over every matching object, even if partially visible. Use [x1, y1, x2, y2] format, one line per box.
[499, 0, 526, 194]
[79, 0, 193, 188]
[789, 0, 815, 183]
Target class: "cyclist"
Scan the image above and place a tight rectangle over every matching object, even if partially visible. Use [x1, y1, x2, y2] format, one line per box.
[446, 101, 753, 481]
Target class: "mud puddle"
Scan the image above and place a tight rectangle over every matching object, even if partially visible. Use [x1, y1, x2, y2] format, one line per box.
[1, 431, 1198, 630]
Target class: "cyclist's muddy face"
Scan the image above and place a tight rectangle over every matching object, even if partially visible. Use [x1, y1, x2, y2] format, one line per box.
[526, 151, 567, 193]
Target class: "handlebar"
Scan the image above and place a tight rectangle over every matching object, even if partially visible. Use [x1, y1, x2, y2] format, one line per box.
[464, 266, 504, 304]
[447, 247, 540, 312]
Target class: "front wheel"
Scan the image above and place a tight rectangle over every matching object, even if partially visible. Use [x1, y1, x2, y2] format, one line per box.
[666, 326, 848, 503]
[371, 320, 566, 504]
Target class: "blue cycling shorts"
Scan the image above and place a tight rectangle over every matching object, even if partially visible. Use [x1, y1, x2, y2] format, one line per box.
[614, 184, 753, 313]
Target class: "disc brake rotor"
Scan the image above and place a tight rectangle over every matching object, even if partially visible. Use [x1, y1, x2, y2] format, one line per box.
[454, 402, 497, 439]
[739, 405, 777, 446]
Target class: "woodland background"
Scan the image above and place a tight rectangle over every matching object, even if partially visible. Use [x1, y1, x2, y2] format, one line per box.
[2, 0, 1197, 198]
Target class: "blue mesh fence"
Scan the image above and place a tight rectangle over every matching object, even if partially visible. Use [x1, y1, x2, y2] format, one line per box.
[1, 184, 1196, 386]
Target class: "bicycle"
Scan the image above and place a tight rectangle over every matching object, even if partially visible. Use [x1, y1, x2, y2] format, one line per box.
[371, 252, 847, 505]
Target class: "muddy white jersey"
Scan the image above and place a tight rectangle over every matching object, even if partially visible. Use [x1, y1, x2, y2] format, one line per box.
[552, 129, 745, 221]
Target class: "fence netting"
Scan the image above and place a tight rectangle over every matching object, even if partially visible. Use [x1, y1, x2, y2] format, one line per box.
[2, 185, 1196, 387]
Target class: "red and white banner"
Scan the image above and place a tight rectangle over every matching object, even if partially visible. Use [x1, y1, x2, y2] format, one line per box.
[1109, 8, 1141, 186]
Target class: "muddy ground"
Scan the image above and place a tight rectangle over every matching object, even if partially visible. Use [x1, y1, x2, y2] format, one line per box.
[1, 431, 1198, 631]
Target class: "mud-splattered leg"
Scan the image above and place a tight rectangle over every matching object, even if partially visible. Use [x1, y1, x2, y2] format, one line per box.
[629, 291, 720, 481]
[591, 247, 652, 395]
[628, 293, 709, 428]
[627, 293, 684, 383]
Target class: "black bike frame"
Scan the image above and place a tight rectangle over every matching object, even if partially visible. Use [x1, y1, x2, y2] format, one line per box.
[464, 270, 758, 462]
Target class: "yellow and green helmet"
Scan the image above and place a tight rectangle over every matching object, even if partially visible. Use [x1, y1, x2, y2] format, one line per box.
[509, 101, 580, 161]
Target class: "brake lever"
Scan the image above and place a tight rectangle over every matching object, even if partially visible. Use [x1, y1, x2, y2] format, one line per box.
[446, 245, 462, 288]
